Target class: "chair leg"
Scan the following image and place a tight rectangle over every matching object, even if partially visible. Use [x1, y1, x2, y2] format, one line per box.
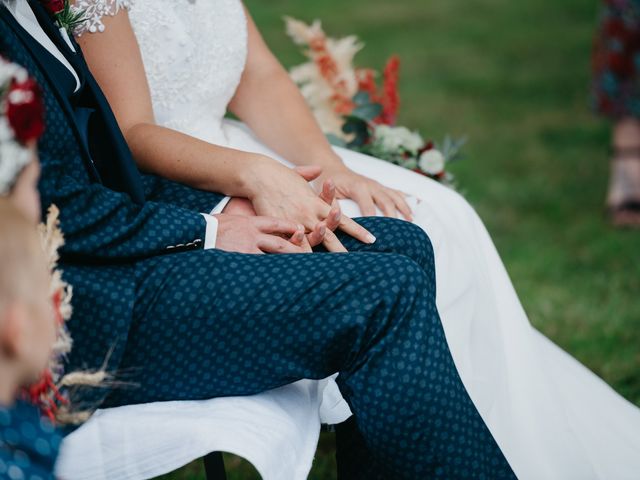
[203, 451, 227, 480]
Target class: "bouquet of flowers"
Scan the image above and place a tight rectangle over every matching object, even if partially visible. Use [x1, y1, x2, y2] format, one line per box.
[27, 205, 75, 422]
[285, 17, 465, 186]
[0, 59, 45, 194]
[29, 205, 108, 425]
[0, 56, 106, 424]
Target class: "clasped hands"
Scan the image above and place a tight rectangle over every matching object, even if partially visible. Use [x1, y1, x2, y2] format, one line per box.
[214, 162, 380, 254]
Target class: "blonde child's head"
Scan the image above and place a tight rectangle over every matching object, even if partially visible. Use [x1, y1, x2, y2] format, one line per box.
[0, 200, 55, 402]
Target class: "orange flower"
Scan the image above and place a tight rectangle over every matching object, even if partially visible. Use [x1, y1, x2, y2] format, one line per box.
[380, 56, 401, 125]
[357, 69, 380, 102]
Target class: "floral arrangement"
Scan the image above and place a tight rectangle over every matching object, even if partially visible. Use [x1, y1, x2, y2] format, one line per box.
[0, 57, 105, 424]
[39, 0, 86, 35]
[26, 205, 74, 422]
[27, 205, 108, 425]
[0, 58, 44, 195]
[0, 58, 72, 420]
[285, 17, 464, 185]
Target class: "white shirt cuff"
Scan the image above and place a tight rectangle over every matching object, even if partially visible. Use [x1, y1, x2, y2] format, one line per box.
[210, 196, 232, 216]
[200, 197, 231, 249]
[201, 213, 219, 250]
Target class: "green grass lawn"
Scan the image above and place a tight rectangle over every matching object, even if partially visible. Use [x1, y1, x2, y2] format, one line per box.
[162, 0, 640, 478]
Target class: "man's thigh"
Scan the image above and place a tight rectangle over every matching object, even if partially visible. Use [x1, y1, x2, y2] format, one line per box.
[327, 216, 433, 272]
[105, 247, 427, 406]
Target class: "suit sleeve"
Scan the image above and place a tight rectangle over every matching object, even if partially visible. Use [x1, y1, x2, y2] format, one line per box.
[0, 27, 207, 261]
[38, 149, 208, 261]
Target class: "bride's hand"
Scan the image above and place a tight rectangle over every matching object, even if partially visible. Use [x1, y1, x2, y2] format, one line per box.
[318, 164, 413, 221]
[245, 159, 376, 252]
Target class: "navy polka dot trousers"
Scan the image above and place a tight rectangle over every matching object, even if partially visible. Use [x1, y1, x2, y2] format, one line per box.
[102, 218, 515, 479]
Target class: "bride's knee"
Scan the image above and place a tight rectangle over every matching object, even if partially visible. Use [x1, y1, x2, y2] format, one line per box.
[438, 186, 482, 221]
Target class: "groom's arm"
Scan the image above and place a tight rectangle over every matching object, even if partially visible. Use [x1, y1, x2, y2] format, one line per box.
[38, 149, 209, 261]
[0, 18, 208, 260]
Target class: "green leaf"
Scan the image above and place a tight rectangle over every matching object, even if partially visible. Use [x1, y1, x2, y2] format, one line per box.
[326, 133, 347, 147]
[353, 91, 372, 106]
[437, 135, 467, 163]
[343, 117, 371, 148]
[351, 103, 383, 122]
[55, 0, 87, 33]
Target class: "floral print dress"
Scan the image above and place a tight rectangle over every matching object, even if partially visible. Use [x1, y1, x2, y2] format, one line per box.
[593, 0, 640, 118]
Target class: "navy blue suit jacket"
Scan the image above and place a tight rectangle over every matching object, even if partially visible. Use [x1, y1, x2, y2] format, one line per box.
[0, 3, 224, 406]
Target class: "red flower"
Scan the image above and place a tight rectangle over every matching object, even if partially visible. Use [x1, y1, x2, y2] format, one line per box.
[6, 78, 45, 144]
[357, 69, 380, 102]
[40, 0, 65, 15]
[331, 93, 355, 115]
[418, 141, 435, 155]
[607, 51, 634, 77]
[316, 53, 340, 84]
[603, 18, 627, 38]
[380, 56, 401, 126]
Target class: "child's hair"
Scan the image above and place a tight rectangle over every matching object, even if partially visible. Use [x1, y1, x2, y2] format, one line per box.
[0, 199, 47, 317]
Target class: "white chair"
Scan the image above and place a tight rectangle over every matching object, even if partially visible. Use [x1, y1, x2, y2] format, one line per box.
[55, 379, 347, 480]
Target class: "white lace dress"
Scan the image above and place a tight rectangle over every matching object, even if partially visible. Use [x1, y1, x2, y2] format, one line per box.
[58, 1, 640, 479]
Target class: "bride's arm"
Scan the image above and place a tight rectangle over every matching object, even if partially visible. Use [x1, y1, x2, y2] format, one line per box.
[75, 9, 375, 251]
[229, 5, 412, 220]
[75, 10, 265, 199]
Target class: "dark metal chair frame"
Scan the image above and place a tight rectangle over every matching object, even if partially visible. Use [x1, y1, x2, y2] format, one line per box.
[203, 452, 227, 480]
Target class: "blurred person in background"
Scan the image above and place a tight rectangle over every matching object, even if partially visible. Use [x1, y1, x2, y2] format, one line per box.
[593, 0, 640, 227]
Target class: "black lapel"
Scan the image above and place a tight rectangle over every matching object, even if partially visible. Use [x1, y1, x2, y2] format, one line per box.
[28, 3, 112, 122]
[27, 0, 86, 77]
[0, 5, 100, 181]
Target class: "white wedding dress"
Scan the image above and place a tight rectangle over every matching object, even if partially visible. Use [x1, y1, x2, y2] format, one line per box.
[58, 0, 640, 479]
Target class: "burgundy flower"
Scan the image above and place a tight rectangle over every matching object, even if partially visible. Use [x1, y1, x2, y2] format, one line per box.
[604, 18, 627, 38]
[40, 0, 65, 15]
[608, 51, 634, 77]
[6, 79, 45, 144]
[418, 141, 434, 155]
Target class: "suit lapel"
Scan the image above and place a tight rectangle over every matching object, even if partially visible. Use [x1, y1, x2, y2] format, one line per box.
[0, 6, 102, 181]
[27, 0, 87, 79]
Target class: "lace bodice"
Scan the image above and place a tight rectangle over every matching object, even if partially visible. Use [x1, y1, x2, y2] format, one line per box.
[79, 0, 248, 145]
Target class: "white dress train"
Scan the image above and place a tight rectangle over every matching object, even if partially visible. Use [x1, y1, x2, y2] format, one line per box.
[58, 0, 640, 479]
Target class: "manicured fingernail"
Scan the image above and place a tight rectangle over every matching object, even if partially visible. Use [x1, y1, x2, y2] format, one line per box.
[367, 234, 376, 244]
[320, 225, 327, 236]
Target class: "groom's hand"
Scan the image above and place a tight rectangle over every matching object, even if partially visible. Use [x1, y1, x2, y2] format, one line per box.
[223, 197, 327, 251]
[213, 214, 308, 254]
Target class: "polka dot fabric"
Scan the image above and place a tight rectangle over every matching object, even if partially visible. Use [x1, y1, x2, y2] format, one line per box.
[0, 16, 210, 262]
[103, 218, 515, 479]
[0, 15, 514, 477]
[0, 13, 215, 407]
[0, 401, 61, 480]
[143, 173, 226, 213]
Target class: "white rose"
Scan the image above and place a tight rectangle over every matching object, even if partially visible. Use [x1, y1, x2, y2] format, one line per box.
[374, 125, 424, 155]
[418, 149, 445, 175]
[0, 117, 13, 142]
[401, 129, 425, 154]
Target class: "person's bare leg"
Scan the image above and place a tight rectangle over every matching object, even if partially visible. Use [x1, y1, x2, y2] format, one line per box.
[608, 118, 640, 227]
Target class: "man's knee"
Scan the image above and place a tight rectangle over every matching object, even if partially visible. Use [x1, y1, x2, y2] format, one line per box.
[355, 253, 437, 334]
[356, 217, 434, 272]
